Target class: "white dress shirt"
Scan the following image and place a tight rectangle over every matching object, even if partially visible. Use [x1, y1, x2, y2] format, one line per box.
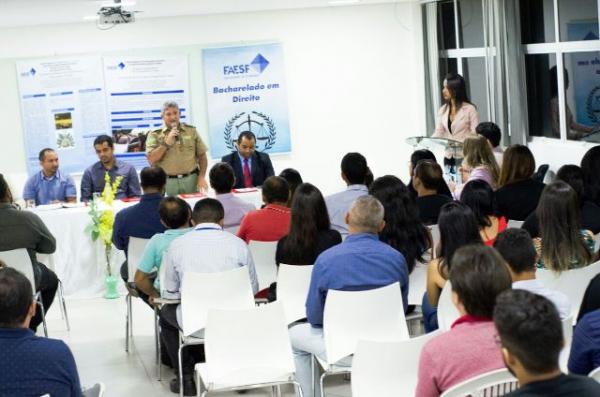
[513, 279, 572, 320]
[162, 222, 259, 325]
[215, 193, 256, 227]
[325, 184, 369, 235]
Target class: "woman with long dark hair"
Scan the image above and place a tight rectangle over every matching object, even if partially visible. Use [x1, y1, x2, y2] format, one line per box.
[460, 180, 507, 246]
[279, 168, 303, 207]
[412, 160, 452, 225]
[495, 144, 544, 221]
[534, 181, 596, 271]
[432, 73, 479, 142]
[423, 201, 483, 331]
[369, 175, 430, 274]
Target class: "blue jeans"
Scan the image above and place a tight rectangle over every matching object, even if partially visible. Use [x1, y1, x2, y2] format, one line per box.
[422, 292, 439, 333]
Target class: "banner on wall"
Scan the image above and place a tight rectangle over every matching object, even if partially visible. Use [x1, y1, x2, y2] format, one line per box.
[202, 43, 291, 159]
[16, 56, 109, 175]
[103, 55, 191, 170]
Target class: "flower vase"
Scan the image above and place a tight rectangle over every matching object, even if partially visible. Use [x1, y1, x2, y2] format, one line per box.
[104, 275, 120, 299]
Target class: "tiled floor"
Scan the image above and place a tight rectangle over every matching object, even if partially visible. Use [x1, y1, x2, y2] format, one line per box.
[44, 295, 351, 397]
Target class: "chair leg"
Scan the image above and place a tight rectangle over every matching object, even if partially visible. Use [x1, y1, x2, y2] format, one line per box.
[155, 307, 161, 380]
[178, 343, 184, 397]
[128, 294, 133, 337]
[319, 372, 327, 397]
[59, 281, 70, 331]
[311, 355, 315, 397]
[293, 381, 305, 397]
[37, 299, 48, 337]
[125, 294, 130, 353]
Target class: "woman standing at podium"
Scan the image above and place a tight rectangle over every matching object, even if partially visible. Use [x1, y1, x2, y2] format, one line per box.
[433, 73, 479, 141]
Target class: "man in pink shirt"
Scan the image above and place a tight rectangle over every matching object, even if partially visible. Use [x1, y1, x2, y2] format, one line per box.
[237, 176, 291, 243]
[416, 244, 512, 397]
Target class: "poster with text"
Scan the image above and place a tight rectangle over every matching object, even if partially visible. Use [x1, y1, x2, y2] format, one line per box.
[16, 56, 108, 175]
[103, 55, 191, 170]
[202, 43, 291, 159]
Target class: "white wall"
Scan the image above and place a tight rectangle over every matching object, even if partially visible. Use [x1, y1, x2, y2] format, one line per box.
[0, 3, 425, 197]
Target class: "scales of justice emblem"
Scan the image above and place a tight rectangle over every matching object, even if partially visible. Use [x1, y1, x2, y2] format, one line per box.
[224, 111, 277, 152]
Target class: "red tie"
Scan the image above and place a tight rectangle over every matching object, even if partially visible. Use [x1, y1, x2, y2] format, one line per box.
[243, 158, 252, 187]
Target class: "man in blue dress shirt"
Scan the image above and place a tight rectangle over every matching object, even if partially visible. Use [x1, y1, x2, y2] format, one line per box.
[22, 148, 77, 205]
[80, 135, 141, 201]
[289, 195, 409, 397]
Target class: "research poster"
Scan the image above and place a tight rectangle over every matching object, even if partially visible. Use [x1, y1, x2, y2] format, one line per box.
[16, 56, 108, 175]
[103, 55, 191, 169]
[202, 43, 291, 159]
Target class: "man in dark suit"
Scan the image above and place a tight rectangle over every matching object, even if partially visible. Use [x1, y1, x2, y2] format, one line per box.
[221, 131, 275, 189]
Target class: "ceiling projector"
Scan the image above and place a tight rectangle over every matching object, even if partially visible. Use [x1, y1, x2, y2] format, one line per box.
[97, 1, 135, 25]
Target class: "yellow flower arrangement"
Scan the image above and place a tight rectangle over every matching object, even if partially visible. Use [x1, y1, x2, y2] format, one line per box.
[85, 172, 123, 276]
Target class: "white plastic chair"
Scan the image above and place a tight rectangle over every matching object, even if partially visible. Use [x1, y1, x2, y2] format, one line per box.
[37, 253, 69, 331]
[224, 225, 240, 235]
[437, 282, 460, 331]
[316, 282, 409, 397]
[276, 264, 313, 324]
[507, 220, 524, 229]
[537, 260, 600, 321]
[440, 368, 518, 397]
[589, 366, 600, 382]
[195, 302, 304, 396]
[248, 240, 278, 290]
[429, 225, 440, 259]
[82, 382, 106, 397]
[124, 237, 150, 353]
[408, 262, 428, 306]
[559, 315, 574, 372]
[0, 248, 48, 336]
[177, 267, 256, 396]
[352, 330, 441, 397]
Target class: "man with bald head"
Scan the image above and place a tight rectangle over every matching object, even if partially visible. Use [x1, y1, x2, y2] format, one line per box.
[289, 195, 409, 397]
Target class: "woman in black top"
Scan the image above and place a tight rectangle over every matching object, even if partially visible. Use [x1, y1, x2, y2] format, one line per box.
[370, 175, 431, 274]
[412, 160, 453, 225]
[495, 145, 544, 221]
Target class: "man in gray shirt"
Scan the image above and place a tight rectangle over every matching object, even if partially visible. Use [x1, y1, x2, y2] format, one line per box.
[159, 198, 258, 395]
[0, 174, 58, 333]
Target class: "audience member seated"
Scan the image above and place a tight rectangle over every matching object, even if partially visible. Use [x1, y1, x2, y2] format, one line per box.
[22, 148, 77, 206]
[531, 181, 595, 271]
[578, 274, 600, 323]
[279, 168, 303, 206]
[423, 202, 483, 332]
[134, 197, 192, 303]
[209, 162, 255, 228]
[220, 131, 275, 189]
[408, 149, 452, 198]
[370, 175, 430, 273]
[495, 289, 600, 396]
[325, 152, 370, 235]
[160, 198, 258, 395]
[494, 228, 571, 319]
[476, 121, 504, 166]
[0, 174, 58, 333]
[113, 167, 167, 290]
[416, 244, 512, 397]
[289, 196, 409, 397]
[495, 145, 544, 221]
[569, 307, 600, 376]
[80, 135, 141, 201]
[270, 183, 341, 301]
[523, 164, 600, 236]
[581, 145, 600, 208]
[0, 267, 82, 396]
[237, 176, 291, 243]
[460, 180, 507, 246]
[451, 135, 500, 198]
[412, 160, 453, 225]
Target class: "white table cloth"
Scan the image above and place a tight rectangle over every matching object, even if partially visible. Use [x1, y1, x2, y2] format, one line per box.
[32, 190, 263, 298]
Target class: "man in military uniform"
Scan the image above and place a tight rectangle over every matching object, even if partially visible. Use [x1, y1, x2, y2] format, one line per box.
[146, 101, 209, 196]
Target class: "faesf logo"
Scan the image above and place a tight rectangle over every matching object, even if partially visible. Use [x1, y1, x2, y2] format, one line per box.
[223, 54, 270, 76]
[20, 67, 37, 77]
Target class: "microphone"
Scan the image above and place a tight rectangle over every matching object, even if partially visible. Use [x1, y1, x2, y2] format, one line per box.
[171, 122, 180, 144]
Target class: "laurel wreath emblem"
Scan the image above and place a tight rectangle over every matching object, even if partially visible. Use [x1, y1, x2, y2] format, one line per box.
[223, 111, 277, 151]
[586, 86, 600, 124]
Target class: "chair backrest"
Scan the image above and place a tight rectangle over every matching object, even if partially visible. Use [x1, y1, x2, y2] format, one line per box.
[352, 330, 441, 397]
[537, 260, 600, 320]
[440, 368, 518, 397]
[276, 264, 313, 324]
[429, 225, 440, 259]
[408, 262, 428, 306]
[181, 266, 256, 337]
[559, 315, 574, 372]
[0, 248, 35, 291]
[438, 281, 461, 331]
[507, 220, 524, 229]
[127, 237, 150, 282]
[323, 282, 409, 365]
[248, 240, 278, 290]
[204, 301, 295, 386]
[589, 366, 600, 382]
[225, 225, 240, 235]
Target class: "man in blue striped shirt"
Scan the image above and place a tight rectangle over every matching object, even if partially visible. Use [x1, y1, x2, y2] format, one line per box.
[290, 195, 409, 397]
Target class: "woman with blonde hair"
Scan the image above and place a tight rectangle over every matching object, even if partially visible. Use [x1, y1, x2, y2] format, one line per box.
[450, 135, 499, 199]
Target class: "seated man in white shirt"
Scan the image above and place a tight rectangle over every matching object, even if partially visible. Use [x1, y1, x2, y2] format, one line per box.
[209, 162, 255, 228]
[324, 152, 370, 236]
[494, 228, 571, 319]
[159, 198, 258, 396]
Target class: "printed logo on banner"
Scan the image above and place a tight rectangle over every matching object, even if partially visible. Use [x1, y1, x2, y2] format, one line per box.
[20, 68, 37, 77]
[223, 111, 276, 151]
[223, 53, 270, 76]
